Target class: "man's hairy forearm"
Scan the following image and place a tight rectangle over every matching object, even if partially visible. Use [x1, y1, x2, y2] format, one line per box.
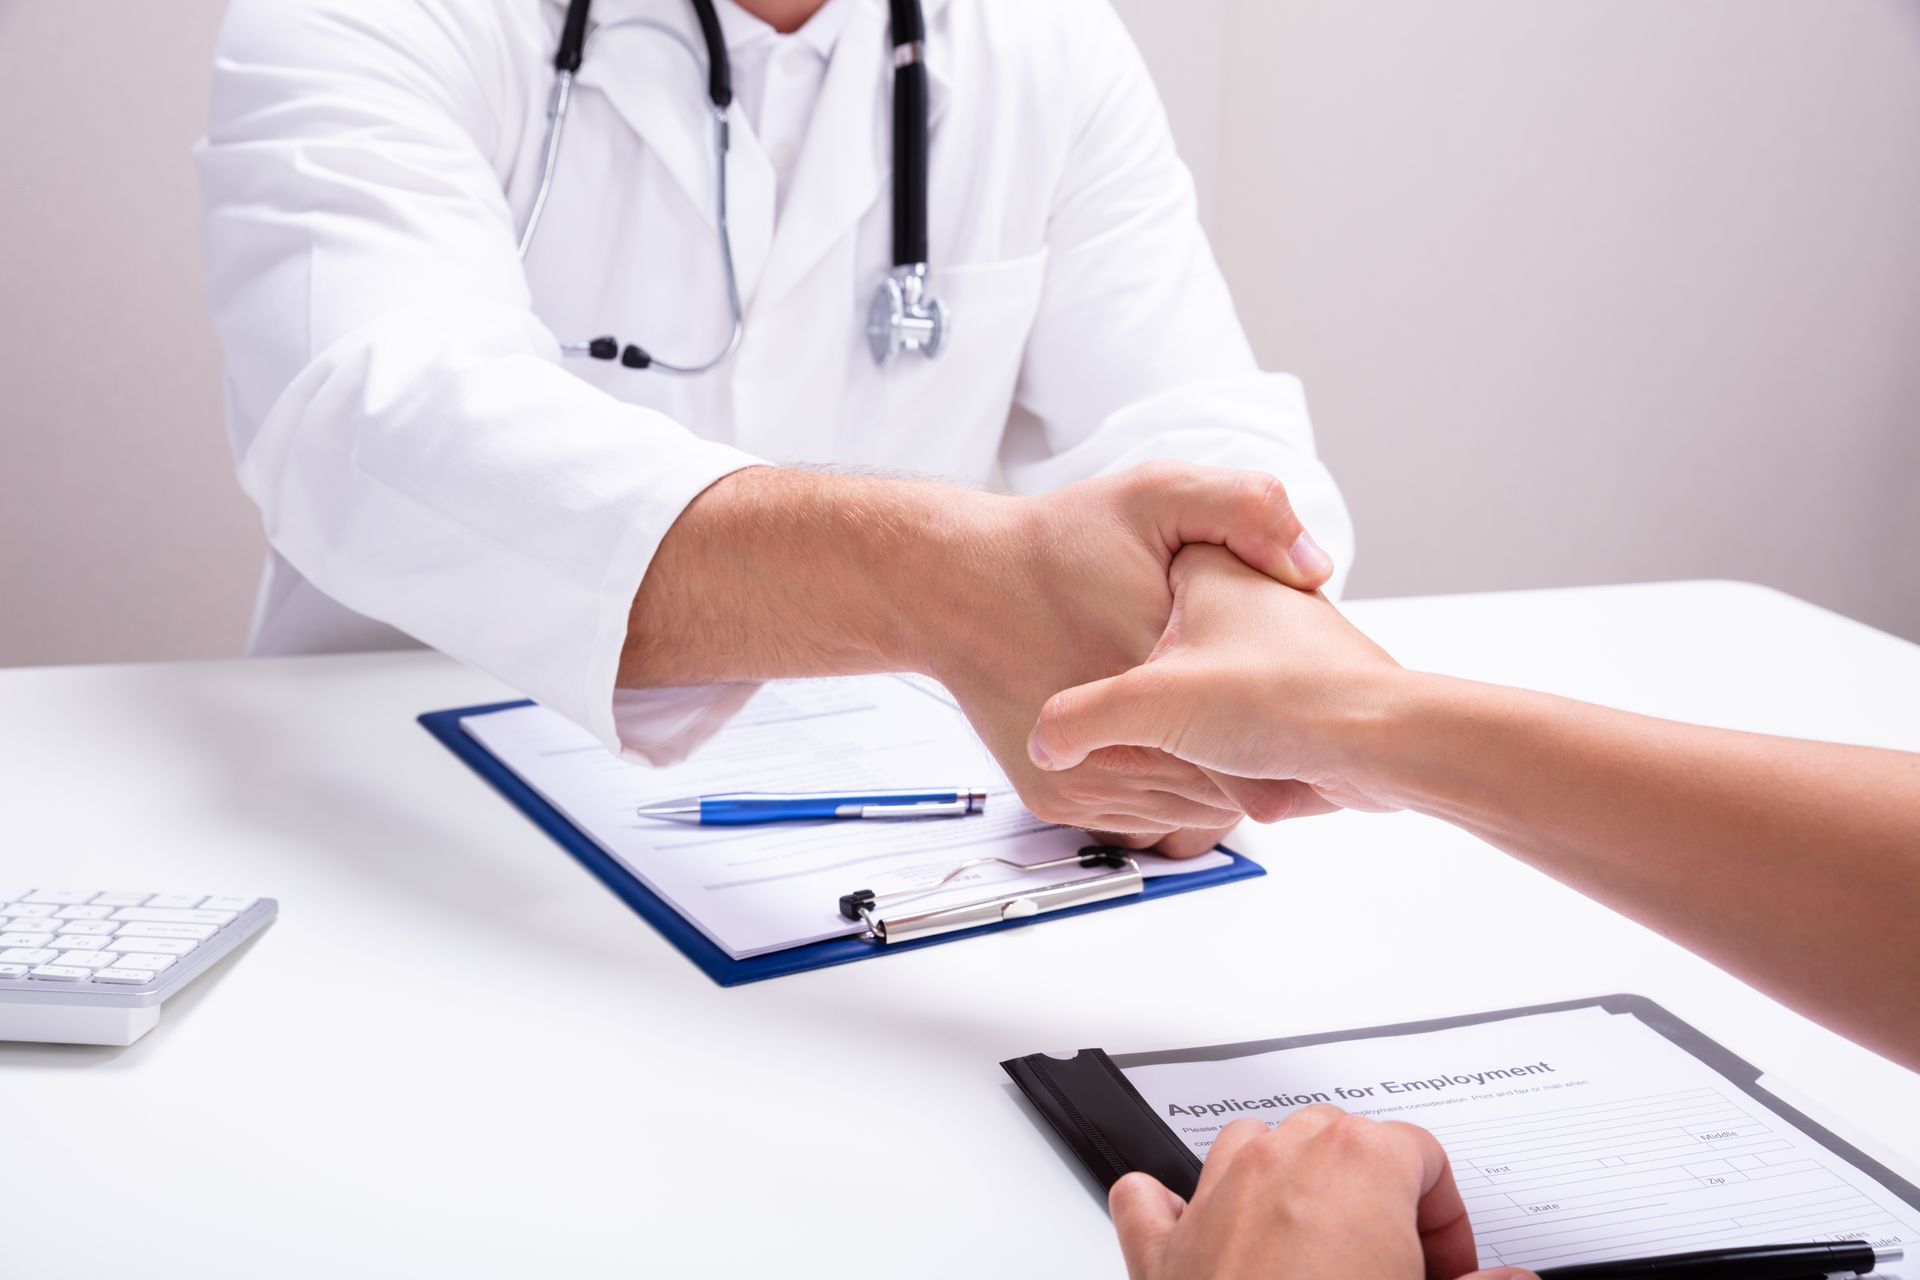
[618, 466, 1010, 688]
[619, 460, 1340, 850]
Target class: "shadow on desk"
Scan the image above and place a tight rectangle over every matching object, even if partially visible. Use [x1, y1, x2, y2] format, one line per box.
[132, 664, 648, 972]
[0, 931, 264, 1068]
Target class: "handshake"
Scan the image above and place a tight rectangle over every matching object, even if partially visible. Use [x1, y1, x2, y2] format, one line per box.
[922, 461, 1401, 853]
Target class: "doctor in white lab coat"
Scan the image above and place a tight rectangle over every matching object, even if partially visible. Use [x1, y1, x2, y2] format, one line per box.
[197, 0, 1355, 852]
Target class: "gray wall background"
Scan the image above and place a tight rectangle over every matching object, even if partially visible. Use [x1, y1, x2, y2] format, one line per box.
[2, 0, 1915, 671]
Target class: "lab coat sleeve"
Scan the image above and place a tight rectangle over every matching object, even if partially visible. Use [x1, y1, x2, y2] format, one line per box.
[998, 0, 1355, 595]
[196, 0, 763, 762]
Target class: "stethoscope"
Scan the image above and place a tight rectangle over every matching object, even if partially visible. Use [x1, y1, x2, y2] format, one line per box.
[518, 0, 945, 374]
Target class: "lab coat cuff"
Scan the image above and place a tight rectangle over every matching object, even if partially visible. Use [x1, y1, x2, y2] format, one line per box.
[580, 443, 766, 764]
[610, 683, 764, 767]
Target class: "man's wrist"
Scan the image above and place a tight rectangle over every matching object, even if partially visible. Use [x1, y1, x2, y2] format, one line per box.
[864, 482, 1022, 677]
[622, 467, 1014, 687]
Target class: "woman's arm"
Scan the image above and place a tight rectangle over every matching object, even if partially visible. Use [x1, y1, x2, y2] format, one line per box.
[1028, 547, 1920, 1071]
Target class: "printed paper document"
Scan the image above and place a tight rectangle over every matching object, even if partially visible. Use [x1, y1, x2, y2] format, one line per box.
[1119, 1005, 1915, 1273]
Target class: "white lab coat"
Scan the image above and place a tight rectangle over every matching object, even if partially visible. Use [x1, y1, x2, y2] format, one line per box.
[197, 0, 1353, 761]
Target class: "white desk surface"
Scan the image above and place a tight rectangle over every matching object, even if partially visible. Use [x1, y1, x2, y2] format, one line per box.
[2, 580, 1917, 1278]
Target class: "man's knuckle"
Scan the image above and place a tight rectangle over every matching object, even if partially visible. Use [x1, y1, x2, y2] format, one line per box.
[1244, 787, 1297, 824]
[1323, 1113, 1388, 1157]
[1290, 1102, 1349, 1129]
[1235, 1132, 1283, 1170]
[1130, 459, 1183, 492]
[1247, 472, 1297, 527]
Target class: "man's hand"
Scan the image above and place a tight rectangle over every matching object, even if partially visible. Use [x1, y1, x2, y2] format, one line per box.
[1111, 1107, 1532, 1280]
[1027, 543, 1411, 820]
[622, 463, 1335, 852]
[925, 463, 1334, 852]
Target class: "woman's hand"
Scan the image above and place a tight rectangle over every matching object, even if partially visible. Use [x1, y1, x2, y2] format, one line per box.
[935, 466, 1335, 850]
[1111, 1106, 1532, 1280]
[1027, 544, 1415, 818]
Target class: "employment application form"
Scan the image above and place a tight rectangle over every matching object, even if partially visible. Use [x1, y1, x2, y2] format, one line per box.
[1119, 1005, 1916, 1273]
[463, 676, 1230, 958]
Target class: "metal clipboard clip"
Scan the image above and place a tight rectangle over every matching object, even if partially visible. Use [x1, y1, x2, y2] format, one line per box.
[837, 846, 1143, 945]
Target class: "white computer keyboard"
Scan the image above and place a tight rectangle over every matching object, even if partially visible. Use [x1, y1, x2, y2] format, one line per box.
[0, 888, 276, 1046]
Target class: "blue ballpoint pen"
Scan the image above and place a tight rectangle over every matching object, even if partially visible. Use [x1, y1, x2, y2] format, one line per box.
[635, 787, 990, 825]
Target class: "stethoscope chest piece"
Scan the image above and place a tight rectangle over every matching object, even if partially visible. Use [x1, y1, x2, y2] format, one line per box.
[868, 263, 947, 365]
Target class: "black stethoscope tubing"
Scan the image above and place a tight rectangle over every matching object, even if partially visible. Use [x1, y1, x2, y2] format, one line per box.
[541, 0, 939, 372]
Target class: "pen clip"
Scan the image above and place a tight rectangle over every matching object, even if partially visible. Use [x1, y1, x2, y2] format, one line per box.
[835, 800, 972, 818]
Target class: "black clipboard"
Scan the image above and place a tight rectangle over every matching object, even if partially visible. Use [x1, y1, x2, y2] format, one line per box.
[1002, 994, 1920, 1209]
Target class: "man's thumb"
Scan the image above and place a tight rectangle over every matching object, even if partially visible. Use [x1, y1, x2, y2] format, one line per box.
[1460, 1270, 1538, 1280]
[1109, 1171, 1184, 1280]
[1028, 670, 1164, 771]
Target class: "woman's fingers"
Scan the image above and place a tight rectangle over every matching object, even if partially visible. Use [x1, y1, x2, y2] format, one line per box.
[1203, 771, 1339, 824]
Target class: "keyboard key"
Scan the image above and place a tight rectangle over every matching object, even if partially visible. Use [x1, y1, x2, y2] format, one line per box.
[111, 921, 216, 941]
[143, 894, 206, 910]
[110, 908, 235, 926]
[24, 890, 97, 905]
[56, 905, 113, 920]
[0, 963, 28, 978]
[0, 932, 55, 949]
[1, 948, 56, 965]
[113, 953, 177, 972]
[57, 920, 120, 936]
[50, 934, 110, 950]
[200, 896, 257, 912]
[2, 902, 58, 918]
[29, 965, 91, 981]
[88, 892, 152, 907]
[94, 968, 157, 985]
[53, 951, 117, 969]
[111, 937, 194, 955]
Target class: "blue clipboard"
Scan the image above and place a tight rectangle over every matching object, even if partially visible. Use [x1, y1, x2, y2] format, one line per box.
[419, 700, 1266, 987]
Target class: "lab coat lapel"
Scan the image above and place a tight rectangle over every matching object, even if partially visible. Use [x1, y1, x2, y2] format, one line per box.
[752, 6, 888, 307]
[564, 3, 777, 297]
[565, 4, 711, 218]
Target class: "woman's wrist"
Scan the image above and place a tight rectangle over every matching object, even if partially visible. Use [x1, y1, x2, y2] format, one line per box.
[1324, 670, 1481, 813]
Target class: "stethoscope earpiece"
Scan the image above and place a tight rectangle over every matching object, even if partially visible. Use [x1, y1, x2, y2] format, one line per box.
[525, 0, 940, 377]
[571, 336, 654, 370]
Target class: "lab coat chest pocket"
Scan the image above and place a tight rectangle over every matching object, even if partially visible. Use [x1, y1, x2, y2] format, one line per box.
[875, 250, 1050, 471]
